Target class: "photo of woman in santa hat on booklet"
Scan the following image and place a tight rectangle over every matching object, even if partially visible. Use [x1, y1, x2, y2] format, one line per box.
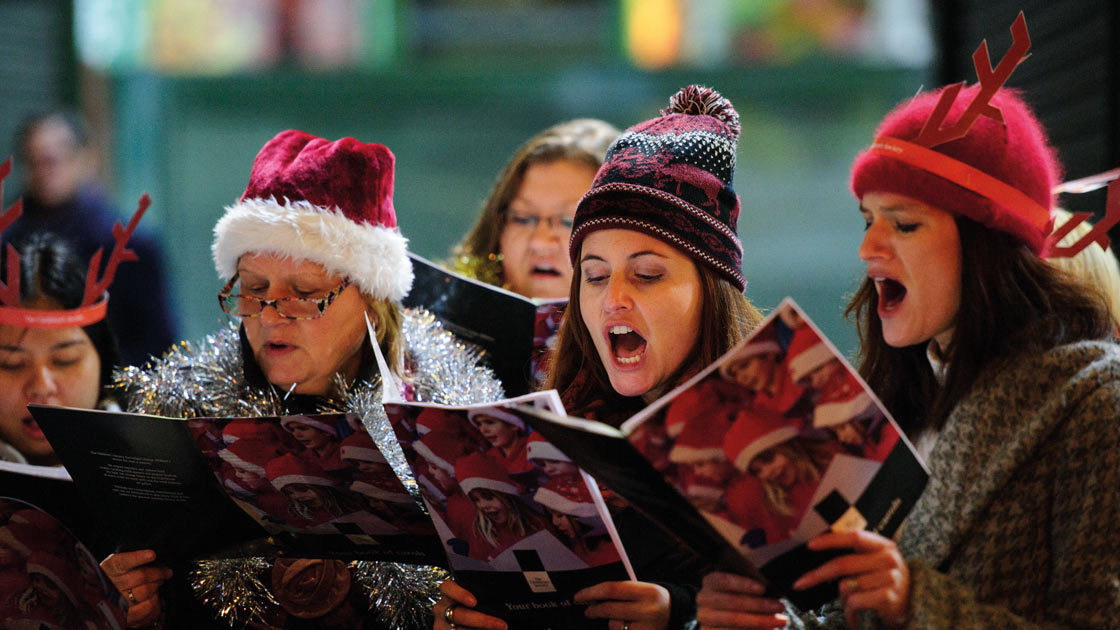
[697, 13, 1120, 629]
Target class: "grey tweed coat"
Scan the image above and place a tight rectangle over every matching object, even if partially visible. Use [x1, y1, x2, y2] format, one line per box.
[794, 340, 1120, 629]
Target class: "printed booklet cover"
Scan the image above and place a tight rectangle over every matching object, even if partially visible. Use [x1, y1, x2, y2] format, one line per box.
[517, 298, 929, 610]
[403, 253, 566, 396]
[0, 462, 127, 629]
[382, 391, 634, 630]
[27, 407, 445, 566]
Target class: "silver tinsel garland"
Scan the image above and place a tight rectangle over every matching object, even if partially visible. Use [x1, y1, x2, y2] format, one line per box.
[114, 309, 503, 628]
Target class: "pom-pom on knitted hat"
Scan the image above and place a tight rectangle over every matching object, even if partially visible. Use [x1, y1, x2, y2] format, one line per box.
[851, 87, 1059, 254]
[212, 129, 412, 300]
[570, 85, 746, 290]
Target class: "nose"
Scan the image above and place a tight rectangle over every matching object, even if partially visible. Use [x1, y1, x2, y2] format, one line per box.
[258, 301, 288, 326]
[858, 217, 891, 262]
[602, 272, 633, 314]
[527, 218, 560, 252]
[26, 365, 59, 403]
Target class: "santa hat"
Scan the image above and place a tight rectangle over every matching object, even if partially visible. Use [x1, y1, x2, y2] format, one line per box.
[526, 432, 570, 464]
[669, 412, 733, 464]
[415, 408, 464, 437]
[219, 439, 287, 477]
[685, 474, 726, 502]
[723, 410, 800, 473]
[350, 472, 412, 503]
[25, 551, 80, 606]
[785, 327, 834, 384]
[10, 509, 63, 543]
[266, 453, 336, 490]
[412, 430, 474, 475]
[719, 327, 782, 380]
[812, 372, 875, 429]
[533, 474, 598, 519]
[280, 415, 339, 437]
[340, 431, 387, 465]
[211, 129, 412, 300]
[571, 85, 746, 290]
[222, 419, 289, 444]
[0, 525, 30, 556]
[467, 407, 526, 432]
[454, 452, 519, 497]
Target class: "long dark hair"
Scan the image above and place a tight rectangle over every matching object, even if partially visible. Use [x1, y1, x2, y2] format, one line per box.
[0, 232, 121, 389]
[847, 217, 1113, 436]
[547, 259, 762, 421]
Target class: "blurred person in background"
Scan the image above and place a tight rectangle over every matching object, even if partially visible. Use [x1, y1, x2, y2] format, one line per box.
[450, 118, 618, 299]
[5, 111, 177, 366]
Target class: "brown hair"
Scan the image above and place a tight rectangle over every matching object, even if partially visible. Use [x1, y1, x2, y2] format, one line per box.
[547, 261, 762, 420]
[452, 119, 619, 273]
[847, 217, 1113, 436]
[362, 296, 404, 376]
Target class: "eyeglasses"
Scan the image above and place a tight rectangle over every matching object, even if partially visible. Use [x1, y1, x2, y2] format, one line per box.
[217, 273, 351, 320]
[504, 211, 575, 234]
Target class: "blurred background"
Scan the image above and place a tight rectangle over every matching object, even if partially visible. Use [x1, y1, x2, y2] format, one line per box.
[0, 0, 1116, 360]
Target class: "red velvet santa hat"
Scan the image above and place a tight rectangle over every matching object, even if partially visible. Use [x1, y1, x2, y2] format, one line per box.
[10, 509, 62, 540]
[219, 440, 287, 477]
[0, 525, 30, 556]
[784, 327, 834, 384]
[280, 414, 339, 437]
[467, 407, 526, 433]
[415, 408, 463, 437]
[526, 432, 570, 464]
[350, 472, 412, 503]
[685, 473, 726, 502]
[811, 372, 875, 429]
[533, 474, 598, 519]
[669, 412, 733, 464]
[340, 431, 387, 465]
[412, 430, 474, 475]
[454, 452, 519, 497]
[222, 419, 289, 445]
[25, 551, 80, 606]
[723, 410, 800, 473]
[266, 453, 336, 490]
[719, 326, 782, 380]
[211, 130, 412, 301]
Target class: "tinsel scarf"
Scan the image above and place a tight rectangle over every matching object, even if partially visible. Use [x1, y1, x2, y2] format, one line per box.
[113, 308, 504, 628]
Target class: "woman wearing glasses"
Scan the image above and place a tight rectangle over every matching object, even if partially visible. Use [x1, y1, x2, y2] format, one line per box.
[450, 119, 618, 299]
[99, 130, 503, 629]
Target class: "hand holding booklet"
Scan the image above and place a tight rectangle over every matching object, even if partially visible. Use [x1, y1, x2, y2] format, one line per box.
[515, 298, 929, 610]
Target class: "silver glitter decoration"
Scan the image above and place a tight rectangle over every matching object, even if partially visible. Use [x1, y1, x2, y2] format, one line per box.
[113, 308, 503, 628]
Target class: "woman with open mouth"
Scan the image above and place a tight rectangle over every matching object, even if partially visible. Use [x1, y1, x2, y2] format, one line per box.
[98, 130, 504, 629]
[0, 232, 123, 468]
[451, 118, 618, 299]
[434, 85, 764, 630]
[696, 42, 1120, 630]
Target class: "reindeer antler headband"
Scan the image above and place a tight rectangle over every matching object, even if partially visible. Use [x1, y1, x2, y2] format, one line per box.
[0, 157, 149, 328]
[1047, 169, 1120, 258]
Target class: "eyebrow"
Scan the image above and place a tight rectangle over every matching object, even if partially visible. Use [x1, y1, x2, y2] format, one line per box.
[579, 250, 668, 265]
[860, 203, 918, 215]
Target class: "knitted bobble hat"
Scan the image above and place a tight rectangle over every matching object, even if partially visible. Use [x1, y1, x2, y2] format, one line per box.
[570, 85, 746, 290]
[851, 86, 1060, 254]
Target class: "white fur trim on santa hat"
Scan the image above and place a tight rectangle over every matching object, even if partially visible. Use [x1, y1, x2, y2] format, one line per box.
[467, 407, 526, 432]
[686, 484, 725, 501]
[533, 486, 599, 519]
[668, 445, 727, 464]
[732, 425, 798, 473]
[219, 448, 266, 477]
[350, 480, 412, 503]
[788, 342, 835, 383]
[271, 473, 335, 490]
[281, 415, 339, 436]
[458, 476, 519, 498]
[212, 197, 413, 302]
[412, 441, 454, 474]
[341, 444, 387, 464]
[527, 439, 570, 463]
[812, 392, 875, 429]
[25, 561, 78, 606]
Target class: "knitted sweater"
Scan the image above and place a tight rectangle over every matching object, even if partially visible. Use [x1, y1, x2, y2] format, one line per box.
[795, 339, 1120, 629]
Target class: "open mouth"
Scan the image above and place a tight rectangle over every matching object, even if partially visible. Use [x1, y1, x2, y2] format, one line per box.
[531, 265, 561, 277]
[21, 417, 45, 440]
[609, 325, 647, 365]
[266, 341, 296, 353]
[874, 277, 907, 311]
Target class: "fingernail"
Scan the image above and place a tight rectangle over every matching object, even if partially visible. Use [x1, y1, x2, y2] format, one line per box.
[746, 580, 765, 595]
[792, 578, 807, 590]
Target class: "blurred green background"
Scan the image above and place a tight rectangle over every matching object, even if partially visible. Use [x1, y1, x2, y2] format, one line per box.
[1, 0, 940, 360]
